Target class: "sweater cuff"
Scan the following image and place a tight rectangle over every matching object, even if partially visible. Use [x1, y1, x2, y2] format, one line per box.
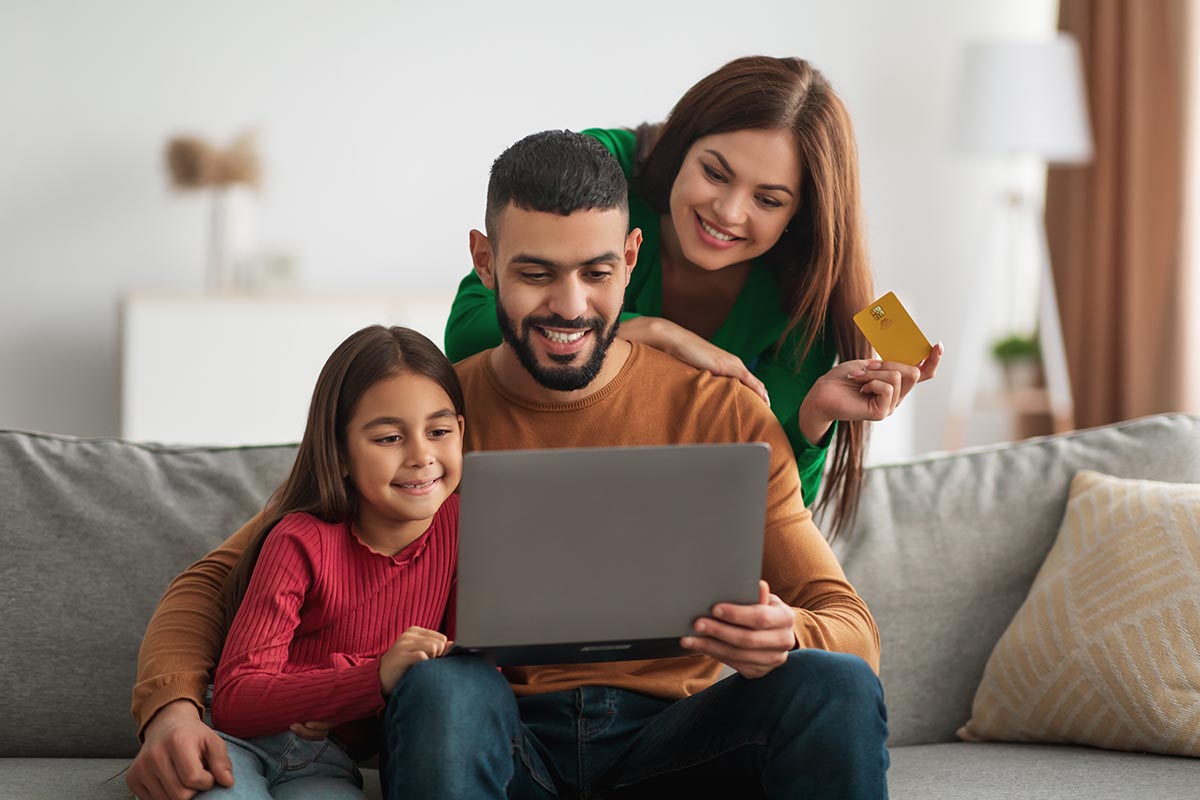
[132, 672, 212, 742]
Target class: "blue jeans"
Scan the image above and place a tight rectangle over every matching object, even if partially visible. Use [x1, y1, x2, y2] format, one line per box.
[196, 729, 365, 799]
[381, 650, 889, 799]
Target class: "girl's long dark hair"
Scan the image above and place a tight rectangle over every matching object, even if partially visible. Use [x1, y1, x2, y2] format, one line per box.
[634, 55, 874, 539]
[219, 325, 465, 630]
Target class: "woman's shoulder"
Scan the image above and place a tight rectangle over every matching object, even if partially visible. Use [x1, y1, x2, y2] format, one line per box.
[581, 127, 637, 177]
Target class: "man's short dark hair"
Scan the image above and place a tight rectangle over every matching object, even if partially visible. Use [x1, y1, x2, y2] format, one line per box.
[485, 130, 629, 242]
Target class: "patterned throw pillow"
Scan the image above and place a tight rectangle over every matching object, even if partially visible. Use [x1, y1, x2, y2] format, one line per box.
[958, 470, 1200, 755]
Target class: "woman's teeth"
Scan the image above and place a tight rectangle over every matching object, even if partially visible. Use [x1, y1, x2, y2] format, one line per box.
[700, 217, 737, 242]
[541, 328, 586, 344]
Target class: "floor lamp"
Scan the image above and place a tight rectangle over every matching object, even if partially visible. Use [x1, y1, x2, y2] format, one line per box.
[944, 34, 1094, 449]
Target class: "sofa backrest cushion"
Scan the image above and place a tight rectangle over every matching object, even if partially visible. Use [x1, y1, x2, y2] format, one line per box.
[0, 431, 295, 758]
[831, 414, 1200, 746]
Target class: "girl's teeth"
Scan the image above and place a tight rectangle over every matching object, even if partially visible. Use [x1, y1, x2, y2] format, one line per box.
[401, 478, 437, 489]
[701, 218, 736, 242]
[542, 329, 586, 343]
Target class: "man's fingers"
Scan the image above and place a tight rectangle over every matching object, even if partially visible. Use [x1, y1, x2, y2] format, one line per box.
[692, 616, 792, 651]
[171, 747, 214, 792]
[202, 735, 234, 788]
[681, 634, 789, 670]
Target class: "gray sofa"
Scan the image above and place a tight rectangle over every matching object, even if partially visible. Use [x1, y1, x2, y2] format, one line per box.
[2, 414, 1198, 798]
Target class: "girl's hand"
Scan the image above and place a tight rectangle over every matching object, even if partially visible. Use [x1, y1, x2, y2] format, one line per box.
[289, 720, 335, 741]
[798, 343, 943, 444]
[378, 626, 450, 695]
[623, 316, 770, 405]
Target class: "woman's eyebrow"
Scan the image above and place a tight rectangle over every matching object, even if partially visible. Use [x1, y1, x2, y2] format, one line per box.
[704, 148, 796, 196]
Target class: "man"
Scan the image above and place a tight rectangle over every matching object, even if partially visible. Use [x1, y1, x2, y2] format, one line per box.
[126, 131, 888, 800]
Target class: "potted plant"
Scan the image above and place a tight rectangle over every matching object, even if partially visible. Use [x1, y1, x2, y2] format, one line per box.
[991, 333, 1042, 389]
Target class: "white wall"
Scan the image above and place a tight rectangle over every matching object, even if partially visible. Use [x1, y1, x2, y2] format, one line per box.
[0, 0, 1056, 456]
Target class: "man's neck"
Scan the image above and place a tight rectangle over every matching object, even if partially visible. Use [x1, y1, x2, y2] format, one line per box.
[489, 338, 633, 405]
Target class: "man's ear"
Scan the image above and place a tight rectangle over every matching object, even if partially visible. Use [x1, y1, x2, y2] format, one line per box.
[469, 229, 496, 291]
[623, 227, 643, 287]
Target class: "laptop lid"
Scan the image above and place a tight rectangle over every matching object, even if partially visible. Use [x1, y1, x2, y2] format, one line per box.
[452, 443, 769, 665]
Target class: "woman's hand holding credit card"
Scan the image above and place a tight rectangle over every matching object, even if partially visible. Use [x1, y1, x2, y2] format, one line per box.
[796, 292, 943, 444]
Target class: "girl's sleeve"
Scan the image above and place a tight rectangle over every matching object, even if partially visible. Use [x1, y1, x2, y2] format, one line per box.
[444, 271, 504, 363]
[210, 518, 385, 739]
[753, 334, 839, 509]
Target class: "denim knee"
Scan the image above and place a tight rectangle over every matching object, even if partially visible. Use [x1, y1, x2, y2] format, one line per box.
[384, 655, 515, 733]
[772, 649, 887, 729]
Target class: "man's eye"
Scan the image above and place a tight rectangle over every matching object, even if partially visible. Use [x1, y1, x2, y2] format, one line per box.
[587, 270, 613, 281]
[702, 164, 727, 182]
[522, 272, 550, 281]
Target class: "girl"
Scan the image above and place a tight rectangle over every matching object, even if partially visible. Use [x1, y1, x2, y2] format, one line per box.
[200, 325, 465, 799]
[446, 55, 942, 536]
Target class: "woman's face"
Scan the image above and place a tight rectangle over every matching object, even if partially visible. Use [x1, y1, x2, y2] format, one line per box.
[668, 128, 802, 271]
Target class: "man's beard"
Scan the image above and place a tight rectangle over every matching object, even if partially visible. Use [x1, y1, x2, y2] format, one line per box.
[495, 300, 621, 392]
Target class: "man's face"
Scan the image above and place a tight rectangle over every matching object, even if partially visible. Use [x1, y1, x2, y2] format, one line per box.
[473, 205, 640, 392]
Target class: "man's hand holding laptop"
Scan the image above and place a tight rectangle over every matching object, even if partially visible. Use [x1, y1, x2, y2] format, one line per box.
[681, 579, 799, 679]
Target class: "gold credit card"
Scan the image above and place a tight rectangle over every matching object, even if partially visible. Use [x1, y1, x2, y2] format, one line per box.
[853, 292, 932, 366]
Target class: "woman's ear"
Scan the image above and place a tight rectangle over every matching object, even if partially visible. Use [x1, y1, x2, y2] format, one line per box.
[469, 229, 496, 290]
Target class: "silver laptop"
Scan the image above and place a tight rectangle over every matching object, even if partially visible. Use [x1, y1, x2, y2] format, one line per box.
[449, 443, 769, 666]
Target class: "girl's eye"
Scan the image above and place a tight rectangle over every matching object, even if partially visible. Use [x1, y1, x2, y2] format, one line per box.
[376, 434, 402, 444]
[428, 429, 453, 439]
[702, 164, 727, 182]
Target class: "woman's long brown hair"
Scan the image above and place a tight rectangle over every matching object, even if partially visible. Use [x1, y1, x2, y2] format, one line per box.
[218, 325, 466, 631]
[634, 55, 874, 539]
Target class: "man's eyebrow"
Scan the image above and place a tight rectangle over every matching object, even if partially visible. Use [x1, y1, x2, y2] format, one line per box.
[582, 252, 621, 266]
[509, 254, 558, 268]
[361, 409, 457, 429]
[510, 253, 621, 267]
[704, 148, 796, 197]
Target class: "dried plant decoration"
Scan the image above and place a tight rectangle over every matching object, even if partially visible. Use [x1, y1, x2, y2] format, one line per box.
[164, 130, 263, 290]
[164, 131, 261, 190]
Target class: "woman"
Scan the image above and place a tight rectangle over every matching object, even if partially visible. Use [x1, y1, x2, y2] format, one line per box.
[446, 55, 942, 536]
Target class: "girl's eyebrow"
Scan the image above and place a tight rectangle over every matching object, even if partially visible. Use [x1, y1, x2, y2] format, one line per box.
[703, 149, 796, 197]
[362, 408, 457, 429]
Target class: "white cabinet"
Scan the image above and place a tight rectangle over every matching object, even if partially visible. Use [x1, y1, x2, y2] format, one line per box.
[120, 292, 455, 446]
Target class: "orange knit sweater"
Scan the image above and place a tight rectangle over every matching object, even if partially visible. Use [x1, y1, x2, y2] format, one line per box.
[132, 341, 879, 735]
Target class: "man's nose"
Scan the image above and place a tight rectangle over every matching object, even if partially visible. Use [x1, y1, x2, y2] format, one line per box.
[547, 275, 588, 321]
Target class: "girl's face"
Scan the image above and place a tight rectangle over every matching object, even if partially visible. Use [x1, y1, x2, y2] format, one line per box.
[667, 128, 803, 271]
[343, 372, 464, 537]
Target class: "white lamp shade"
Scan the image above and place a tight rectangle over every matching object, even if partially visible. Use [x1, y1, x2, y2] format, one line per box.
[954, 34, 1094, 164]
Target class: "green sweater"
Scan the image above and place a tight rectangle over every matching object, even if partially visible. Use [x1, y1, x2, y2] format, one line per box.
[444, 127, 836, 507]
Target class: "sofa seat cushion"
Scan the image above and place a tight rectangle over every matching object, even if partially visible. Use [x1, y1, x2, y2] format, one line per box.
[888, 743, 1200, 799]
[0, 759, 382, 799]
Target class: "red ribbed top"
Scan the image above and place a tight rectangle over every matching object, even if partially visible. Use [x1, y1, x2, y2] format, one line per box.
[210, 495, 458, 748]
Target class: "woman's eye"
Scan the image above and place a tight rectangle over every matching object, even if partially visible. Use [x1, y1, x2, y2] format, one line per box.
[758, 195, 784, 209]
[702, 164, 727, 182]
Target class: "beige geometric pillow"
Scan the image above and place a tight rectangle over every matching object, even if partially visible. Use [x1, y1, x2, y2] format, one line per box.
[958, 470, 1200, 755]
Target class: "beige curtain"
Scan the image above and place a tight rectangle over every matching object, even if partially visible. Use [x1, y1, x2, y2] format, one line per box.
[1045, 0, 1191, 428]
